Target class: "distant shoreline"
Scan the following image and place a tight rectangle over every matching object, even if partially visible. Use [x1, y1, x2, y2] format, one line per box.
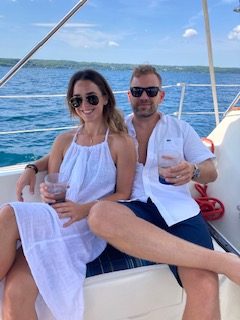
[0, 58, 239, 73]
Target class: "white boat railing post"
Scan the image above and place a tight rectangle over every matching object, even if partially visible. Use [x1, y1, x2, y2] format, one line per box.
[176, 83, 186, 120]
[223, 91, 240, 117]
[233, 0, 240, 13]
[202, 0, 220, 126]
[0, 0, 89, 88]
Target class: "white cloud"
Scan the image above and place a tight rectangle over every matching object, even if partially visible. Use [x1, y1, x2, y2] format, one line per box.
[108, 41, 119, 47]
[63, 23, 97, 28]
[184, 10, 203, 29]
[228, 25, 240, 40]
[221, 0, 236, 3]
[33, 23, 97, 28]
[32, 22, 123, 49]
[56, 29, 122, 49]
[148, 0, 161, 9]
[182, 28, 198, 38]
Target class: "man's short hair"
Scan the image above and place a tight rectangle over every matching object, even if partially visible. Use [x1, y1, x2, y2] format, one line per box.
[130, 64, 162, 86]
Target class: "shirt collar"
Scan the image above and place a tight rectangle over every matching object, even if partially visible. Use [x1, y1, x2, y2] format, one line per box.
[125, 112, 166, 132]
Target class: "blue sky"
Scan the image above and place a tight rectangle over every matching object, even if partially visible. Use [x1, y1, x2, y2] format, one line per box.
[0, 0, 239, 67]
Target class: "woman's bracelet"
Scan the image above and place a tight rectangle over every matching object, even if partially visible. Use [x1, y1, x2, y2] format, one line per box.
[25, 164, 39, 174]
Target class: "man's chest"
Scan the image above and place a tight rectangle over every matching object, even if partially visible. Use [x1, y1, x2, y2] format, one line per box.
[135, 129, 153, 165]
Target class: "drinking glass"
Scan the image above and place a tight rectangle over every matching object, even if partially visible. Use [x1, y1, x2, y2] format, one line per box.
[44, 173, 68, 202]
[158, 150, 181, 185]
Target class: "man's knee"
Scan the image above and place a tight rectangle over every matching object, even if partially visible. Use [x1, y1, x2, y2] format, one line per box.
[181, 268, 219, 296]
[88, 200, 115, 237]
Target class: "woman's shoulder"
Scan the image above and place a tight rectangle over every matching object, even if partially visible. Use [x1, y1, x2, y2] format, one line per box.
[54, 128, 78, 145]
[108, 132, 135, 149]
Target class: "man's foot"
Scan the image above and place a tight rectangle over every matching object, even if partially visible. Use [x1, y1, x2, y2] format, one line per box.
[223, 253, 240, 285]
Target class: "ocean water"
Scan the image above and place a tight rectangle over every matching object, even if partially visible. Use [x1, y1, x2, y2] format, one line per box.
[0, 65, 240, 167]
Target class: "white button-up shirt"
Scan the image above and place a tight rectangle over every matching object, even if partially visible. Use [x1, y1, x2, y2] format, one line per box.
[126, 113, 215, 226]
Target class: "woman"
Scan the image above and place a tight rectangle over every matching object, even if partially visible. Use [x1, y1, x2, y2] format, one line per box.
[0, 69, 136, 320]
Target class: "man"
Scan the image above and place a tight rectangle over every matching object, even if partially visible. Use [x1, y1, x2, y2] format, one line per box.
[86, 65, 227, 320]
[14, 65, 240, 319]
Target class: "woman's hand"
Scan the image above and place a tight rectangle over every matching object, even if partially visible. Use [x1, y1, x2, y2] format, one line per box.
[16, 168, 36, 201]
[40, 182, 57, 204]
[52, 201, 88, 227]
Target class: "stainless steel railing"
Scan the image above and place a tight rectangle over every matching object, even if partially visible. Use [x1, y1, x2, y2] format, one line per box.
[0, 0, 89, 88]
[1, 84, 240, 136]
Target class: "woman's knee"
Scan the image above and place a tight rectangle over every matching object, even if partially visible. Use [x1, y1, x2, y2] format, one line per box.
[0, 205, 16, 228]
[0, 205, 19, 244]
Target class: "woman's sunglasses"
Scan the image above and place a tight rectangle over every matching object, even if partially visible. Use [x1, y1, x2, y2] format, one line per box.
[130, 86, 160, 98]
[69, 95, 99, 109]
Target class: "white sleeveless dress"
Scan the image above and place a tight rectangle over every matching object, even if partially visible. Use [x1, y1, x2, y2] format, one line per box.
[2, 128, 117, 320]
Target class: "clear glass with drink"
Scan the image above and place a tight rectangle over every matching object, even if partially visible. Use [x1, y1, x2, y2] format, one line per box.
[158, 150, 181, 185]
[44, 173, 68, 202]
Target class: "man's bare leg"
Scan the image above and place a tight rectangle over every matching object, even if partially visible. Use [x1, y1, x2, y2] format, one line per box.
[3, 249, 38, 320]
[179, 267, 220, 320]
[88, 201, 240, 285]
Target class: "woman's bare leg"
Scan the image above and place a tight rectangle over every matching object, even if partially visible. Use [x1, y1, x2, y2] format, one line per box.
[0, 206, 19, 279]
[3, 249, 38, 320]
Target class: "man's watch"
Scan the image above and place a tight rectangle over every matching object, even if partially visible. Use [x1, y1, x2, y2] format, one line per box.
[192, 164, 201, 180]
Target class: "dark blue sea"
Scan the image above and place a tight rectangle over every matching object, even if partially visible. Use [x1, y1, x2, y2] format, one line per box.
[0, 64, 240, 167]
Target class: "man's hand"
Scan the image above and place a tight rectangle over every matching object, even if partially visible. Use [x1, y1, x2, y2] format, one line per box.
[16, 168, 36, 201]
[162, 158, 217, 186]
[163, 161, 194, 186]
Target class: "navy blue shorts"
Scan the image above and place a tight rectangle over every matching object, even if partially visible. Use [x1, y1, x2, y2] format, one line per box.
[120, 199, 214, 286]
[86, 199, 213, 287]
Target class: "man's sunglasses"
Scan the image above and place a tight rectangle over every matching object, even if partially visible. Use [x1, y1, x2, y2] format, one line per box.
[69, 95, 99, 109]
[130, 86, 160, 98]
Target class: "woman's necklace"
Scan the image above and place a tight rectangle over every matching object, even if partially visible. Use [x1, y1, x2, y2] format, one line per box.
[82, 128, 98, 145]
[84, 131, 94, 145]
[89, 136, 94, 145]
[81, 125, 107, 146]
